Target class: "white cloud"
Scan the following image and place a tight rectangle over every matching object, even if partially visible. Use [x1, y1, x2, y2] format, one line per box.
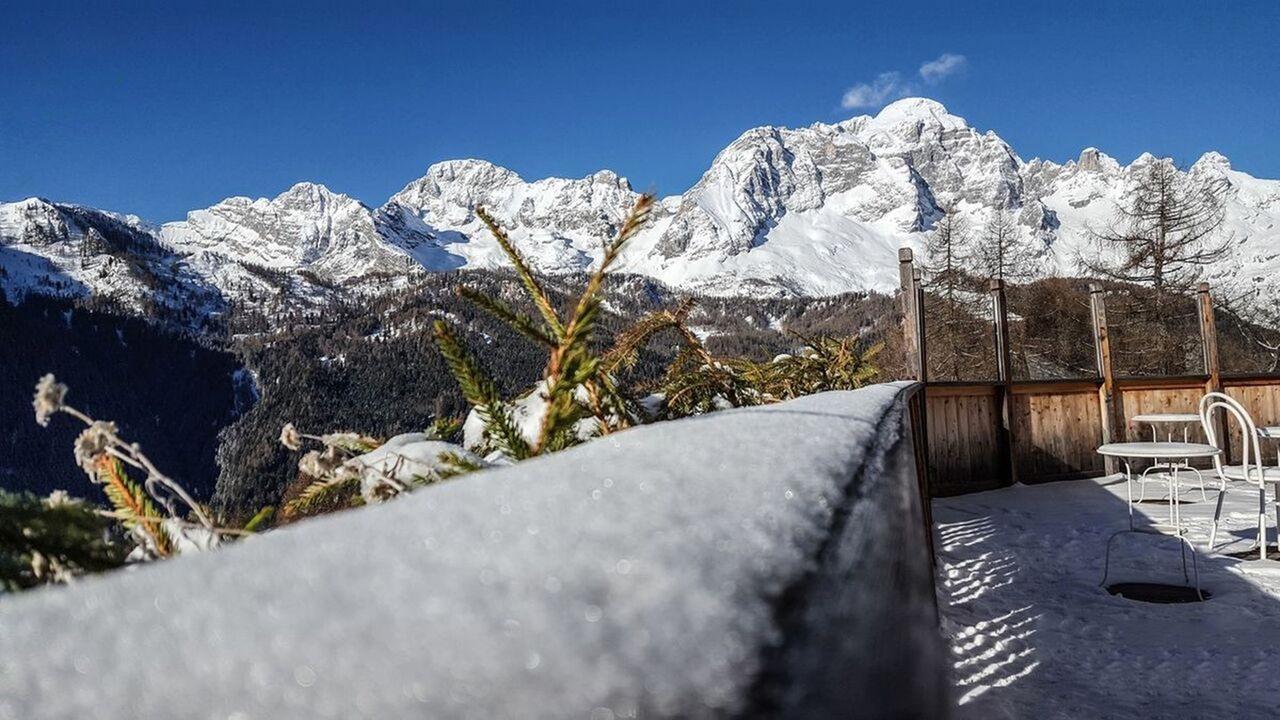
[918, 53, 967, 83]
[840, 72, 912, 109]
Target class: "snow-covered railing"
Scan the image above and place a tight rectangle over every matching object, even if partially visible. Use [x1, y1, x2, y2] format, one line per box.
[0, 382, 946, 719]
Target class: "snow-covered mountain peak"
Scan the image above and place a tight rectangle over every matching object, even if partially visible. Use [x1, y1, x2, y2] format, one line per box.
[386, 160, 524, 224]
[1131, 152, 1161, 168]
[862, 97, 967, 132]
[1074, 148, 1121, 174]
[1191, 151, 1233, 175]
[4, 97, 1279, 319]
[272, 181, 364, 213]
[388, 160, 637, 217]
[157, 180, 406, 292]
[0, 198, 69, 247]
[379, 160, 658, 276]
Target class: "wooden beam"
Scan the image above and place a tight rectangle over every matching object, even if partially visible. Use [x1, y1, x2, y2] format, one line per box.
[1008, 380, 1100, 396]
[1114, 376, 1213, 391]
[1222, 375, 1280, 388]
[913, 268, 928, 383]
[1198, 282, 1230, 463]
[898, 248, 921, 381]
[990, 279, 1017, 485]
[905, 385, 935, 565]
[1199, 282, 1222, 391]
[1090, 283, 1124, 474]
[924, 384, 1000, 398]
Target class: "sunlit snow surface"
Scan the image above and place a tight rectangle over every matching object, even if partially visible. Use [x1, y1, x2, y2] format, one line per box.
[936, 477, 1280, 719]
[0, 384, 906, 720]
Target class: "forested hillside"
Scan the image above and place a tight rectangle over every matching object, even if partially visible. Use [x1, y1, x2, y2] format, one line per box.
[0, 294, 247, 500]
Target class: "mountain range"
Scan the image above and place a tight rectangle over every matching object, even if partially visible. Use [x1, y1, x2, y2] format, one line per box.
[3, 97, 1278, 321]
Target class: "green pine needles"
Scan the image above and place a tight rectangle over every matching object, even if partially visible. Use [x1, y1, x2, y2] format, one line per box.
[434, 195, 655, 458]
[434, 195, 884, 458]
[96, 455, 173, 557]
[0, 490, 125, 592]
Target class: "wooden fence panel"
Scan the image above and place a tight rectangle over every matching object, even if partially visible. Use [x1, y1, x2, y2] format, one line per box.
[924, 377, 1280, 495]
[1119, 385, 1211, 444]
[895, 259, 1280, 497]
[1224, 381, 1280, 460]
[925, 388, 1003, 496]
[1010, 387, 1106, 481]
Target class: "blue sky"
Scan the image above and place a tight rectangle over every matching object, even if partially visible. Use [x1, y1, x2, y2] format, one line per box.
[3, 1, 1278, 221]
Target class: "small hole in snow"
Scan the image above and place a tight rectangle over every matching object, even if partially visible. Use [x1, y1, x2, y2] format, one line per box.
[1106, 582, 1211, 604]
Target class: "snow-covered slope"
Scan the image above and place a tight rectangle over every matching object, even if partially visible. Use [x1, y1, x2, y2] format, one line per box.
[3, 97, 1278, 319]
[162, 182, 409, 284]
[0, 198, 224, 323]
[377, 159, 670, 275]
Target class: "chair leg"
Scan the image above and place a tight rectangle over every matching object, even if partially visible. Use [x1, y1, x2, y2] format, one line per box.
[1260, 488, 1268, 562]
[1191, 467, 1207, 502]
[1273, 493, 1280, 562]
[1209, 485, 1226, 551]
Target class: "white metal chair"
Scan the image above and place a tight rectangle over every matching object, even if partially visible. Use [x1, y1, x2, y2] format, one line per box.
[1199, 392, 1280, 560]
[1133, 413, 1209, 502]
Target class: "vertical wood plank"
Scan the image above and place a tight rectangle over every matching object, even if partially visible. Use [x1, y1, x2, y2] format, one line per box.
[899, 248, 921, 381]
[914, 268, 928, 384]
[1198, 282, 1229, 463]
[990, 280, 1016, 485]
[1090, 283, 1124, 474]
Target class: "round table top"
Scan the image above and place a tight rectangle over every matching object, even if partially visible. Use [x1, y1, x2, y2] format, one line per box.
[1097, 441, 1222, 459]
[1131, 413, 1201, 423]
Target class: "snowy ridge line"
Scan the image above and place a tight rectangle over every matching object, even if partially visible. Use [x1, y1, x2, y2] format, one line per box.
[7, 97, 1278, 313]
[0, 383, 944, 719]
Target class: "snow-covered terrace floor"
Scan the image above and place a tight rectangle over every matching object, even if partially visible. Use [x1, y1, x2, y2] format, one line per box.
[935, 475, 1280, 719]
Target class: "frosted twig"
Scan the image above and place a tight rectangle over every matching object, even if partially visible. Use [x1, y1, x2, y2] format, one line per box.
[33, 374, 215, 531]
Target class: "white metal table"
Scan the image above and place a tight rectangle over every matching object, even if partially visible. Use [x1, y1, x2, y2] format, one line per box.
[1131, 412, 1209, 501]
[1097, 441, 1223, 599]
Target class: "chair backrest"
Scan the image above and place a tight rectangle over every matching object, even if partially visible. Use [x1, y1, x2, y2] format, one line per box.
[1199, 391, 1266, 485]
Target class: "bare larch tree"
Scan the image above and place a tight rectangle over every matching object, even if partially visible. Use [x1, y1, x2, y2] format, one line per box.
[1081, 158, 1231, 374]
[972, 205, 1044, 284]
[921, 210, 993, 380]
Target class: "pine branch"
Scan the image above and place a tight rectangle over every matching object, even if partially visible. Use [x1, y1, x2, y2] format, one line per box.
[433, 320, 532, 459]
[284, 475, 362, 519]
[242, 506, 275, 533]
[562, 195, 654, 348]
[96, 456, 171, 557]
[475, 206, 565, 341]
[458, 286, 556, 347]
[603, 297, 696, 373]
[435, 451, 486, 479]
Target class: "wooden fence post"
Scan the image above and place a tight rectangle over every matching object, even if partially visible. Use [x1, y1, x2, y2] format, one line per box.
[898, 248, 922, 381]
[912, 267, 933, 495]
[913, 268, 928, 382]
[1198, 282, 1230, 462]
[1090, 283, 1124, 474]
[990, 279, 1017, 485]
